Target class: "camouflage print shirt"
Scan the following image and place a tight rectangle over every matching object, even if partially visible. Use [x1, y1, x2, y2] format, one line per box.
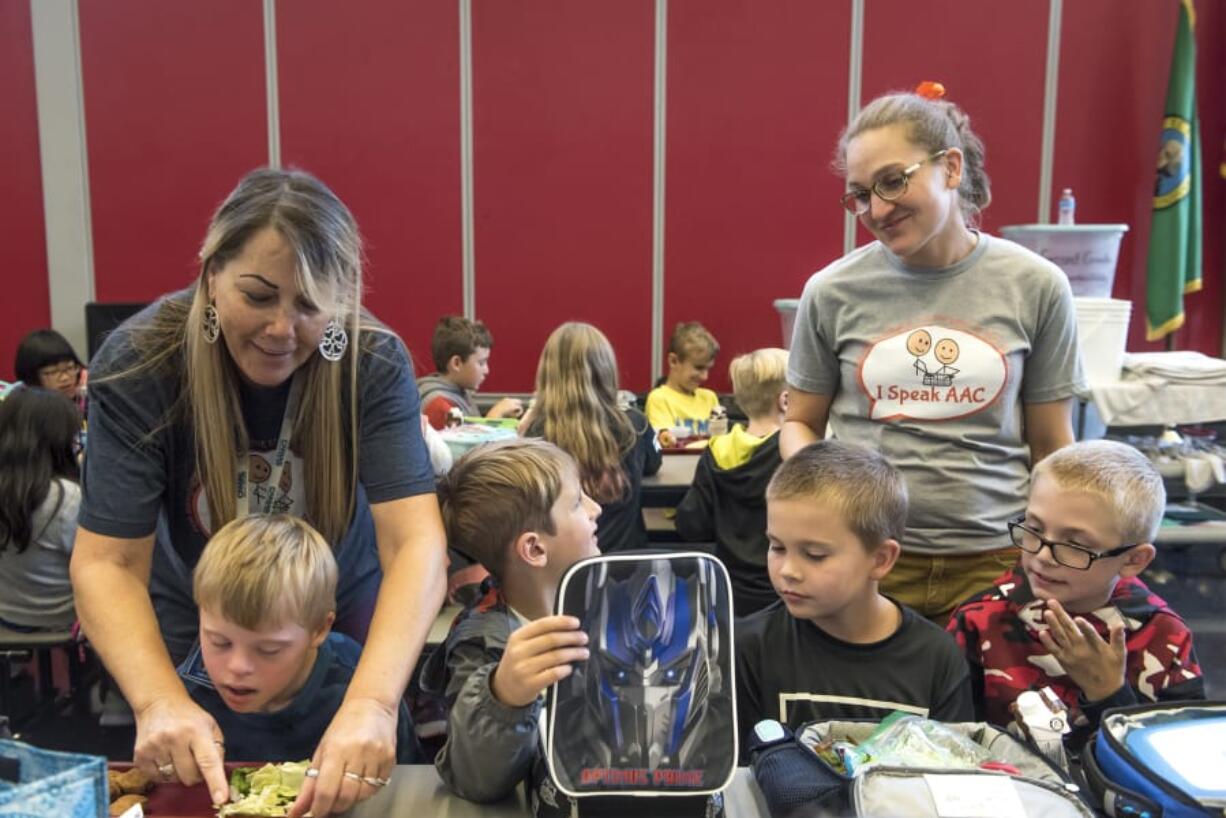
[947, 565, 1205, 749]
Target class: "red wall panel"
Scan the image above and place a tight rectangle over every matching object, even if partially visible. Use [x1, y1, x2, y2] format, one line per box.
[277, 0, 462, 374]
[1056, 0, 1222, 355]
[471, 0, 655, 392]
[81, 0, 267, 301]
[0, 0, 51, 379]
[665, 0, 850, 392]
[861, 0, 1049, 237]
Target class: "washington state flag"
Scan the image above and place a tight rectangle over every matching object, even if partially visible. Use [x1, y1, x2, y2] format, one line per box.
[1146, 0, 1202, 341]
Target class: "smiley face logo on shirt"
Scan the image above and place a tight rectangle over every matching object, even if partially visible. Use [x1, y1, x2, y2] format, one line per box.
[906, 330, 933, 356]
[249, 453, 272, 483]
[858, 324, 1007, 422]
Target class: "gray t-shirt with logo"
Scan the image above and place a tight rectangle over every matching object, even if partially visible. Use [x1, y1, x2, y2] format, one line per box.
[787, 234, 1085, 554]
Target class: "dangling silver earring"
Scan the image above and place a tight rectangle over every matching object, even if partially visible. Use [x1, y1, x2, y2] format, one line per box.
[319, 319, 348, 362]
[202, 304, 220, 344]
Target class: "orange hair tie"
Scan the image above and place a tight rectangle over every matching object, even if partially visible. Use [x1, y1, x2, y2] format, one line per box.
[915, 81, 946, 100]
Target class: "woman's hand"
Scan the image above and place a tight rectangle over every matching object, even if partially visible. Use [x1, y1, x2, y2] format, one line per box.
[1038, 598, 1127, 702]
[288, 697, 397, 817]
[133, 695, 229, 806]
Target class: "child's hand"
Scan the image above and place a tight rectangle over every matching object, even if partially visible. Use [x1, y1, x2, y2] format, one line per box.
[491, 615, 589, 708]
[488, 397, 525, 419]
[1037, 599, 1126, 702]
[658, 428, 676, 449]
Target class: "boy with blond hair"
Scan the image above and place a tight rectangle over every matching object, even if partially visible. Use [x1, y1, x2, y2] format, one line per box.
[179, 514, 421, 763]
[422, 438, 600, 809]
[948, 440, 1204, 747]
[418, 315, 523, 430]
[645, 321, 721, 442]
[677, 348, 788, 615]
[736, 440, 973, 752]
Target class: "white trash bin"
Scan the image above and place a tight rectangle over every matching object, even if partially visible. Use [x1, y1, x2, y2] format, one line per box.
[1001, 224, 1129, 298]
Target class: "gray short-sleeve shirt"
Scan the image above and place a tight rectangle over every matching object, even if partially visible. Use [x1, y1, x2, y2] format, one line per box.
[788, 234, 1085, 554]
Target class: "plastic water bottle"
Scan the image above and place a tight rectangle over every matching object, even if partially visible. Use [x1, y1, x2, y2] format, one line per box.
[1057, 188, 1076, 225]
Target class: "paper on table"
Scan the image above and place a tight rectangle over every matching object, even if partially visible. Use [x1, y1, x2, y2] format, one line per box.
[923, 773, 1026, 818]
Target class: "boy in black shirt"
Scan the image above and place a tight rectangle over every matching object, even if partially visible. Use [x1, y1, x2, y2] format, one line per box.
[735, 440, 973, 753]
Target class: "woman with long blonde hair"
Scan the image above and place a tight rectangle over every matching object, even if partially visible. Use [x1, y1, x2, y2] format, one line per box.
[521, 322, 660, 552]
[70, 168, 446, 816]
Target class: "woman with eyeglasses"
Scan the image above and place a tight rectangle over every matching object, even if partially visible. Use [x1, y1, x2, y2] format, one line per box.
[780, 87, 1084, 625]
[14, 329, 87, 415]
[69, 168, 445, 816]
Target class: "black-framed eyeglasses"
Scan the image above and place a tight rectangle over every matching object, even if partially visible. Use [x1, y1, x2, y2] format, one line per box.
[840, 149, 949, 215]
[38, 362, 80, 380]
[1007, 517, 1139, 571]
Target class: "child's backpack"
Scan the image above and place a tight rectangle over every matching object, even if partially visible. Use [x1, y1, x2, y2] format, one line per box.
[1081, 701, 1226, 818]
[545, 552, 737, 816]
[751, 715, 1094, 818]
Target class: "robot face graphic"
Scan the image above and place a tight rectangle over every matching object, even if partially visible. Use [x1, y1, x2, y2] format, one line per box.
[581, 560, 720, 769]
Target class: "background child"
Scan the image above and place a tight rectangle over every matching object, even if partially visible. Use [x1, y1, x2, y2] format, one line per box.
[676, 347, 788, 616]
[424, 438, 599, 808]
[180, 514, 422, 763]
[0, 388, 81, 632]
[645, 321, 720, 443]
[13, 329, 88, 418]
[520, 322, 660, 553]
[417, 315, 523, 429]
[948, 440, 1204, 748]
[736, 440, 973, 753]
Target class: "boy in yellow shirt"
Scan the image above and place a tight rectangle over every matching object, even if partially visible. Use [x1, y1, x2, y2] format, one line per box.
[645, 321, 720, 443]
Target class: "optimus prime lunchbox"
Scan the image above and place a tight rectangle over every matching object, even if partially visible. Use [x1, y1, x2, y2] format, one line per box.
[544, 552, 737, 803]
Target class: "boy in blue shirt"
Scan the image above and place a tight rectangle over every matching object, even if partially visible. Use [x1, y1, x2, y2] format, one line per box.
[178, 514, 421, 764]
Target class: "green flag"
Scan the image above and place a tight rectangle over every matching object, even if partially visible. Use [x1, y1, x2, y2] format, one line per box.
[1146, 0, 1202, 341]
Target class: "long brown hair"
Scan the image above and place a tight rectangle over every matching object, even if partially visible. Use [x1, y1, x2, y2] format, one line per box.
[532, 322, 634, 504]
[103, 168, 380, 544]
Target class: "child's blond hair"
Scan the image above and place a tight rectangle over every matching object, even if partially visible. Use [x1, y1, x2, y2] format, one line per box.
[729, 348, 788, 418]
[768, 440, 908, 549]
[438, 438, 577, 579]
[1032, 440, 1165, 544]
[668, 321, 719, 363]
[193, 514, 337, 632]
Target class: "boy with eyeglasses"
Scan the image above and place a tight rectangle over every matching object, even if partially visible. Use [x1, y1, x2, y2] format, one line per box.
[947, 440, 1204, 749]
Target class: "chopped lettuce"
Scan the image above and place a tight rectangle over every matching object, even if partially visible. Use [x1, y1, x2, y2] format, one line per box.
[218, 761, 310, 818]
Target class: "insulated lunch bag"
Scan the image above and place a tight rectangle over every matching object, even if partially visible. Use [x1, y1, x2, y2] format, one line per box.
[545, 552, 737, 809]
[1082, 701, 1226, 818]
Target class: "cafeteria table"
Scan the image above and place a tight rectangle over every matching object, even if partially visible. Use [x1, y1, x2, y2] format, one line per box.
[641, 451, 701, 507]
[349, 766, 769, 817]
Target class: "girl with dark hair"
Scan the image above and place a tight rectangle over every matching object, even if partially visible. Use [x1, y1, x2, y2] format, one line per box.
[14, 329, 85, 406]
[0, 388, 82, 631]
[781, 86, 1085, 625]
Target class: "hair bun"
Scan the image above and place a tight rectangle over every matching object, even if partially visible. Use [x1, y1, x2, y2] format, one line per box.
[915, 81, 946, 100]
